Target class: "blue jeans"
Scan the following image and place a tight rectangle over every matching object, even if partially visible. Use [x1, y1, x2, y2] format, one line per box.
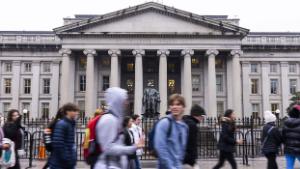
[134, 156, 141, 169]
[285, 154, 300, 169]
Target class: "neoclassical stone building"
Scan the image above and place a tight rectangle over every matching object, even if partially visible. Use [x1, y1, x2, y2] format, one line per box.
[0, 2, 300, 118]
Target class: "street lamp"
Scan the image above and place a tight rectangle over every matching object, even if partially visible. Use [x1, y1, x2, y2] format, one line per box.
[22, 109, 28, 124]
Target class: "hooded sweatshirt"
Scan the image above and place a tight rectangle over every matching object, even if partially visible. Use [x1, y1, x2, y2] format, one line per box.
[94, 87, 138, 169]
[154, 114, 188, 169]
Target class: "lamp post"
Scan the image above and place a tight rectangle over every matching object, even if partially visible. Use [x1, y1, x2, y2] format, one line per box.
[275, 109, 280, 119]
[22, 109, 28, 124]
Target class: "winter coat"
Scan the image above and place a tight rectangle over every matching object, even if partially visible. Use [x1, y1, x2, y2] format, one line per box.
[217, 117, 236, 153]
[3, 122, 23, 151]
[154, 115, 188, 169]
[48, 117, 77, 169]
[183, 115, 199, 166]
[123, 128, 136, 160]
[261, 122, 283, 154]
[283, 118, 300, 156]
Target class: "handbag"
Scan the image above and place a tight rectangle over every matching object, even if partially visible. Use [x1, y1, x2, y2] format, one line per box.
[0, 138, 16, 168]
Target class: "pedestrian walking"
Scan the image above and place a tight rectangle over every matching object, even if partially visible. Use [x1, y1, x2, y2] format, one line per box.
[213, 109, 243, 169]
[261, 110, 283, 169]
[130, 114, 143, 169]
[154, 94, 188, 169]
[283, 104, 300, 169]
[182, 104, 206, 169]
[47, 103, 79, 169]
[94, 87, 144, 169]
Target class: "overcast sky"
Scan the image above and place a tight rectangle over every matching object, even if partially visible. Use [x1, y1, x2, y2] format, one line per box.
[1, 0, 300, 32]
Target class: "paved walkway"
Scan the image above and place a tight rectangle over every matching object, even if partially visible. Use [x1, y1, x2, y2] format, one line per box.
[20, 157, 300, 169]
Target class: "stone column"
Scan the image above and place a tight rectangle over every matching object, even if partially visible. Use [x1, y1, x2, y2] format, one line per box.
[158, 50, 170, 116]
[84, 49, 98, 116]
[108, 49, 121, 87]
[59, 49, 74, 105]
[133, 49, 145, 115]
[241, 62, 251, 116]
[51, 61, 60, 117]
[0, 60, 2, 113]
[261, 62, 270, 111]
[206, 49, 219, 117]
[230, 50, 243, 117]
[226, 56, 233, 109]
[31, 61, 40, 118]
[12, 61, 21, 109]
[281, 62, 289, 117]
[181, 49, 194, 114]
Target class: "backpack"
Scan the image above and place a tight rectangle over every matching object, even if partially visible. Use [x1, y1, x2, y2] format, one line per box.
[83, 113, 106, 165]
[148, 117, 172, 157]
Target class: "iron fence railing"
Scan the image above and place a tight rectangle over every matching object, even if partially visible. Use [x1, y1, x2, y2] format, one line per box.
[14, 116, 285, 168]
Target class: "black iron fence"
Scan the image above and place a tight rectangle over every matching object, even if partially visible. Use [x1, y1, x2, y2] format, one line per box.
[16, 116, 284, 167]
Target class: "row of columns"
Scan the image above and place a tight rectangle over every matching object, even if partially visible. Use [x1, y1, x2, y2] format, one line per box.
[60, 48, 243, 117]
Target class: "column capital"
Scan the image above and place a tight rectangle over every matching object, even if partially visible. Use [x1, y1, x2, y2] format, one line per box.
[181, 49, 194, 56]
[157, 49, 170, 56]
[205, 49, 219, 56]
[230, 49, 243, 57]
[132, 49, 145, 56]
[59, 48, 72, 56]
[108, 49, 121, 56]
[83, 49, 97, 56]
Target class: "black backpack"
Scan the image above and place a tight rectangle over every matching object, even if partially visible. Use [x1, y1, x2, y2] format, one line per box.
[148, 117, 173, 157]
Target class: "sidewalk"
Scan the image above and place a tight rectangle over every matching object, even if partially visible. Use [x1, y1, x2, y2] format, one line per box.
[20, 157, 300, 169]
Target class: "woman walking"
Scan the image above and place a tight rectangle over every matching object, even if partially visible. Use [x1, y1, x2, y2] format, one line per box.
[261, 110, 283, 169]
[213, 109, 243, 169]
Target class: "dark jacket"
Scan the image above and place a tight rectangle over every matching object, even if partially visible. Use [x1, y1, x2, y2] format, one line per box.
[3, 121, 23, 151]
[48, 117, 77, 169]
[283, 118, 300, 156]
[261, 122, 283, 154]
[217, 117, 236, 153]
[183, 115, 199, 166]
[123, 128, 136, 160]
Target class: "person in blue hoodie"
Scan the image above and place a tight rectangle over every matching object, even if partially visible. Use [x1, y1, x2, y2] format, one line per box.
[154, 94, 188, 169]
[48, 103, 79, 169]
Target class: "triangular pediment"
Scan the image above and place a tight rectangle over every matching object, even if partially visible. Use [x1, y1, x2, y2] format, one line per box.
[54, 2, 249, 36]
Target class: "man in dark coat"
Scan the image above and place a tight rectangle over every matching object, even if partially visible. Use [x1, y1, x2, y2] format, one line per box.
[48, 103, 79, 169]
[183, 104, 206, 169]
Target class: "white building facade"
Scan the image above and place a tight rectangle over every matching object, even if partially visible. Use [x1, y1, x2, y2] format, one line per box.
[0, 2, 299, 118]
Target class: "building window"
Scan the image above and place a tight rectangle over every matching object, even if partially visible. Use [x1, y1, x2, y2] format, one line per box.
[217, 102, 224, 116]
[4, 63, 12, 72]
[41, 103, 50, 119]
[126, 79, 134, 93]
[192, 75, 201, 92]
[79, 75, 86, 92]
[4, 79, 12, 94]
[191, 57, 200, 68]
[3, 103, 10, 117]
[168, 63, 176, 73]
[251, 79, 259, 94]
[43, 63, 51, 73]
[168, 79, 176, 94]
[78, 101, 85, 118]
[216, 75, 223, 92]
[290, 79, 297, 94]
[251, 63, 258, 73]
[24, 79, 31, 94]
[102, 58, 110, 67]
[270, 63, 277, 73]
[127, 63, 134, 72]
[102, 76, 110, 91]
[43, 79, 50, 94]
[215, 58, 224, 69]
[252, 103, 259, 118]
[271, 103, 279, 114]
[24, 63, 32, 72]
[79, 57, 87, 70]
[270, 79, 278, 94]
[289, 63, 297, 73]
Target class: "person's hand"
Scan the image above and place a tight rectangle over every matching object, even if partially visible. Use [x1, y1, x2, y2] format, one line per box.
[236, 139, 243, 145]
[136, 138, 145, 149]
[2, 143, 10, 150]
[44, 128, 51, 134]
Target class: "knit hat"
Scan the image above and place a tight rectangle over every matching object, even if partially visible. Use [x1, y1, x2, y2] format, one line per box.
[264, 110, 276, 123]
